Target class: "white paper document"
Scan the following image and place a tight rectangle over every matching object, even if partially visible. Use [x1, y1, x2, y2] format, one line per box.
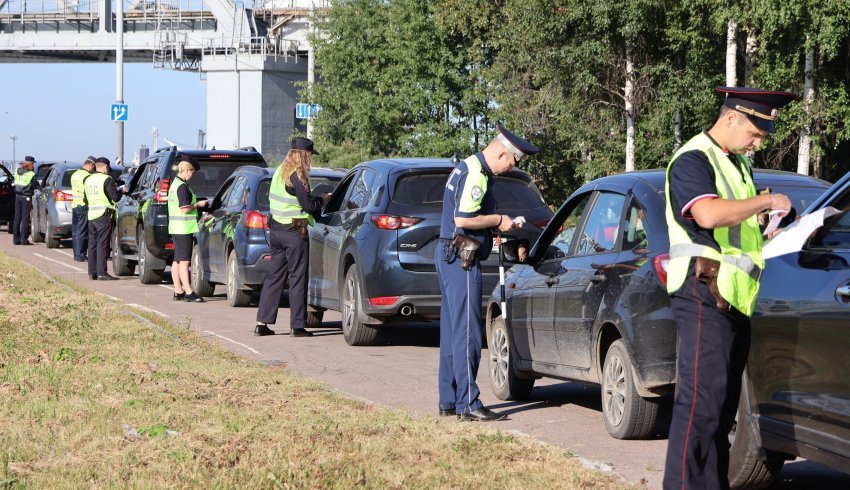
[762, 206, 841, 259]
[762, 209, 787, 237]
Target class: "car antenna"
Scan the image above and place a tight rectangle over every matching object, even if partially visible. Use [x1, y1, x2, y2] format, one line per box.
[450, 153, 460, 165]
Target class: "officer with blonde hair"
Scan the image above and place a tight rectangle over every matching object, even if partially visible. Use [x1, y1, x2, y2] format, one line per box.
[168, 156, 208, 302]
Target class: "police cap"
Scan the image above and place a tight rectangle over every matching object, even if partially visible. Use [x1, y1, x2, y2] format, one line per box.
[291, 137, 319, 155]
[84, 156, 97, 164]
[495, 124, 540, 159]
[95, 157, 110, 165]
[716, 86, 797, 134]
[23, 155, 35, 163]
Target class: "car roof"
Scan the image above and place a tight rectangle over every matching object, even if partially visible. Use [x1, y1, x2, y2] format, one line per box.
[580, 168, 829, 194]
[356, 157, 534, 180]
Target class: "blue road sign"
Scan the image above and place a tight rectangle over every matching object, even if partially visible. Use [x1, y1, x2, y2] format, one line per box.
[295, 103, 321, 119]
[111, 104, 129, 122]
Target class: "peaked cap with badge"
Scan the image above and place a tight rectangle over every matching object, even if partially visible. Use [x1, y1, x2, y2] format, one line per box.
[495, 124, 540, 159]
[715, 86, 797, 134]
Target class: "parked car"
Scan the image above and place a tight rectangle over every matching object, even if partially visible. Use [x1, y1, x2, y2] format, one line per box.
[308, 157, 554, 346]
[111, 146, 267, 284]
[0, 164, 14, 233]
[190, 166, 344, 307]
[30, 162, 123, 248]
[487, 169, 829, 442]
[727, 170, 850, 488]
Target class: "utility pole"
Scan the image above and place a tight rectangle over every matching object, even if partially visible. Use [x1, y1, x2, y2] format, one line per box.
[115, 0, 125, 164]
[10, 134, 17, 163]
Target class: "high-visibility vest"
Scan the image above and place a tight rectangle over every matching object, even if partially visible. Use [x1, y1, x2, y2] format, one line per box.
[13, 170, 35, 194]
[168, 177, 199, 235]
[269, 167, 313, 225]
[70, 169, 91, 208]
[85, 173, 116, 220]
[664, 132, 764, 316]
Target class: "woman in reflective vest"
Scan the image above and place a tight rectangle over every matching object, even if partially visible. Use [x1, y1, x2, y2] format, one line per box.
[168, 157, 208, 302]
[254, 137, 330, 337]
[12, 157, 38, 245]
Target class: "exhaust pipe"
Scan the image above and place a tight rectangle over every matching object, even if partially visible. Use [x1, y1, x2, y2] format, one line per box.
[399, 305, 413, 316]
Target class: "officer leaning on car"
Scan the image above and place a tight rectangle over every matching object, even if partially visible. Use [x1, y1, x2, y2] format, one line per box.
[70, 156, 96, 262]
[12, 155, 39, 246]
[662, 86, 795, 490]
[435, 124, 535, 422]
[84, 157, 123, 281]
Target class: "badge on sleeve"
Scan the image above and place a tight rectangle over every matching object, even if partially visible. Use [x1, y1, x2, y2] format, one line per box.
[471, 186, 482, 201]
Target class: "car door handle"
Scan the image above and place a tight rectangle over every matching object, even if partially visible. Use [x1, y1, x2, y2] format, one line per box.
[545, 276, 559, 286]
[590, 274, 606, 283]
[837, 285, 850, 298]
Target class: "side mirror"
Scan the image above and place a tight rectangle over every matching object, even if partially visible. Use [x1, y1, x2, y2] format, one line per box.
[501, 238, 530, 265]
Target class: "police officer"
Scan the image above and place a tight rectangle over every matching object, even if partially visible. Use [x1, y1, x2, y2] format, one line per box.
[70, 156, 96, 261]
[168, 157, 208, 303]
[255, 137, 329, 337]
[436, 124, 537, 421]
[12, 156, 38, 245]
[663, 87, 796, 489]
[84, 157, 123, 281]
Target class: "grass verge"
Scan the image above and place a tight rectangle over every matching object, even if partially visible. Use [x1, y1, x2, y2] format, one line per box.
[0, 252, 630, 488]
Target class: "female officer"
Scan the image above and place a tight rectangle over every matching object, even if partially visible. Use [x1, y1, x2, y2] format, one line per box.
[12, 156, 38, 245]
[168, 157, 208, 302]
[254, 137, 329, 337]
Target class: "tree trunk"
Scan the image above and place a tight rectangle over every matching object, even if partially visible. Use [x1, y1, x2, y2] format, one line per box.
[625, 47, 635, 172]
[726, 20, 737, 86]
[674, 107, 682, 152]
[797, 41, 815, 175]
[745, 25, 759, 86]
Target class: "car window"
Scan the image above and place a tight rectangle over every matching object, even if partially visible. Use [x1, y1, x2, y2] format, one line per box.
[170, 159, 260, 199]
[493, 175, 547, 209]
[391, 171, 450, 207]
[309, 176, 341, 196]
[257, 178, 271, 211]
[576, 192, 626, 256]
[224, 177, 248, 208]
[544, 193, 591, 261]
[620, 200, 648, 251]
[324, 172, 357, 214]
[44, 168, 58, 187]
[814, 211, 850, 250]
[60, 169, 76, 187]
[345, 169, 377, 210]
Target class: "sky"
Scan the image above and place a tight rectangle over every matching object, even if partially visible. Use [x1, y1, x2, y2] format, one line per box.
[0, 63, 206, 166]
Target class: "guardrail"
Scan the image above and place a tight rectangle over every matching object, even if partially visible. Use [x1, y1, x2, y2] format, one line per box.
[201, 35, 301, 61]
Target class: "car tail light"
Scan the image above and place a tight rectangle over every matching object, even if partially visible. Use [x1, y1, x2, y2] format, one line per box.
[155, 179, 170, 203]
[244, 210, 268, 229]
[165, 241, 174, 250]
[371, 215, 422, 230]
[54, 190, 73, 201]
[208, 154, 231, 158]
[370, 296, 399, 306]
[653, 253, 670, 288]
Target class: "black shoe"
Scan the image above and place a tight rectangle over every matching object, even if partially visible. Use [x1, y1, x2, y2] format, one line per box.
[439, 408, 456, 417]
[90, 274, 98, 280]
[458, 407, 506, 422]
[290, 328, 313, 338]
[97, 274, 118, 281]
[73, 256, 87, 262]
[13, 242, 20, 245]
[173, 292, 185, 301]
[254, 324, 276, 336]
[20, 241, 32, 246]
[183, 292, 206, 303]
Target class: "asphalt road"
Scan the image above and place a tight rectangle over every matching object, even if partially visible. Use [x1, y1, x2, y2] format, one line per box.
[2, 233, 849, 489]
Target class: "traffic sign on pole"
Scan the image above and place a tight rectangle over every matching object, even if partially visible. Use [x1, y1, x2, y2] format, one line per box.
[295, 103, 321, 119]
[111, 104, 129, 122]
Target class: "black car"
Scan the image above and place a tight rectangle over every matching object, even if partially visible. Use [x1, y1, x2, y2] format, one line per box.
[308, 157, 554, 346]
[727, 171, 850, 488]
[191, 166, 344, 307]
[111, 146, 267, 284]
[0, 164, 14, 233]
[487, 169, 828, 442]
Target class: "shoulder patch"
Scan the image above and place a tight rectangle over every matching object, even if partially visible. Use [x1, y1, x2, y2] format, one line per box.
[471, 186, 483, 202]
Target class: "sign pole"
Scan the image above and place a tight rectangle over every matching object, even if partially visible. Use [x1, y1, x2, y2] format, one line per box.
[115, 0, 125, 165]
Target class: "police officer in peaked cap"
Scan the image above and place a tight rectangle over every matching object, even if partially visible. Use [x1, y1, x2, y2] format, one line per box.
[70, 156, 97, 261]
[663, 86, 796, 489]
[435, 124, 538, 421]
[12, 155, 38, 245]
[84, 157, 123, 280]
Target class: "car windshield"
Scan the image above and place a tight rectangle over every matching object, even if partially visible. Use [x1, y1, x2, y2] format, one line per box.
[310, 176, 341, 195]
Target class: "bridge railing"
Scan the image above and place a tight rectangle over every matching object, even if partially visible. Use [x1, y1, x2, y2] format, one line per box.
[202, 35, 301, 61]
[0, 0, 211, 23]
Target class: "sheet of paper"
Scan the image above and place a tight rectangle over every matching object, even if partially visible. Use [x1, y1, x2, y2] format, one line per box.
[762, 209, 787, 237]
[512, 216, 526, 225]
[762, 206, 840, 259]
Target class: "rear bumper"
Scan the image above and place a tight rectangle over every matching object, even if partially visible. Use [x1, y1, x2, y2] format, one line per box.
[362, 294, 488, 321]
[240, 252, 272, 288]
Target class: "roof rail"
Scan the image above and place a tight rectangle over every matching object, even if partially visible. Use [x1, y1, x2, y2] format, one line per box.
[450, 153, 460, 165]
[155, 146, 178, 153]
[236, 146, 258, 152]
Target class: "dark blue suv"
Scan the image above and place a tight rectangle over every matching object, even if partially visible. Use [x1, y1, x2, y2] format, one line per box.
[308, 158, 554, 346]
[191, 166, 344, 307]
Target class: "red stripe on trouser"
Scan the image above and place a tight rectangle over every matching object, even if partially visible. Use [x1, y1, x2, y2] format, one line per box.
[681, 276, 702, 489]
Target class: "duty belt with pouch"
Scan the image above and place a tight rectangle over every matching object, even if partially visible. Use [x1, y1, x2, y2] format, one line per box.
[451, 233, 481, 271]
[694, 256, 730, 312]
[290, 218, 308, 240]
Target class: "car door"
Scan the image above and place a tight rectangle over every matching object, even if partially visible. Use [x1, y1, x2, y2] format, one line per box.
[553, 191, 626, 368]
[750, 187, 850, 449]
[118, 159, 155, 251]
[213, 177, 248, 276]
[202, 178, 236, 279]
[310, 172, 358, 309]
[511, 192, 592, 365]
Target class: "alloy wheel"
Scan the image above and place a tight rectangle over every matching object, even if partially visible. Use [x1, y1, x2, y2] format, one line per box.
[489, 326, 510, 390]
[341, 272, 356, 336]
[603, 351, 627, 428]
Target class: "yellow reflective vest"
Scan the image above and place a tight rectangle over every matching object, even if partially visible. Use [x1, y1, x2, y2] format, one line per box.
[269, 167, 312, 226]
[70, 169, 91, 208]
[85, 173, 116, 220]
[168, 178, 199, 235]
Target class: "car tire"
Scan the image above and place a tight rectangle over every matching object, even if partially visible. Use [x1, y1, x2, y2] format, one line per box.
[30, 214, 44, 243]
[602, 339, 661, 439]
[728, 374, 784, 489]
[191, 243, 215, 297]
[341, 266, 378, 346]
[45, 223, 60, 249]
[488, 316, 534, 401]
[225, 250, 250, 307]
[306, 309, 324, 328]
[6, 221, 12, 234]
[137, 233, 165, 284]
[112, 229, 136, 276]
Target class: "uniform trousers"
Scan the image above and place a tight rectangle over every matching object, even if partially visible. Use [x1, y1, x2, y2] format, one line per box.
[435, 240, 484, 415]
[12, 194, 32, 244]
[87, 213, 113, 278]
[663, 274, 751, 490]
[71, 206, 89, 260]
[256, 221, 308, 329]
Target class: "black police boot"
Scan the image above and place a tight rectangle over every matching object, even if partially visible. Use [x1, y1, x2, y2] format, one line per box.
[183, 292, 206, 303]
[439, 407, 456, 417]
[290, 328, 313, 338]
[457, 406, 506, 422]
[254, 324, 276, 336]
[97, 274, 118, 281]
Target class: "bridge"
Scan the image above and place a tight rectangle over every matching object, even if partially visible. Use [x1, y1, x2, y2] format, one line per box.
[0, 0, 328, 161]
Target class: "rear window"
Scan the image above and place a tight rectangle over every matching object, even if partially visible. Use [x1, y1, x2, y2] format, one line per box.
[257, 179, 271, 211]
[172, 160, 258, 198]
[61, 169, 122, 187]
[493, 176, 547, 210]
[392, 171, 450, 207]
